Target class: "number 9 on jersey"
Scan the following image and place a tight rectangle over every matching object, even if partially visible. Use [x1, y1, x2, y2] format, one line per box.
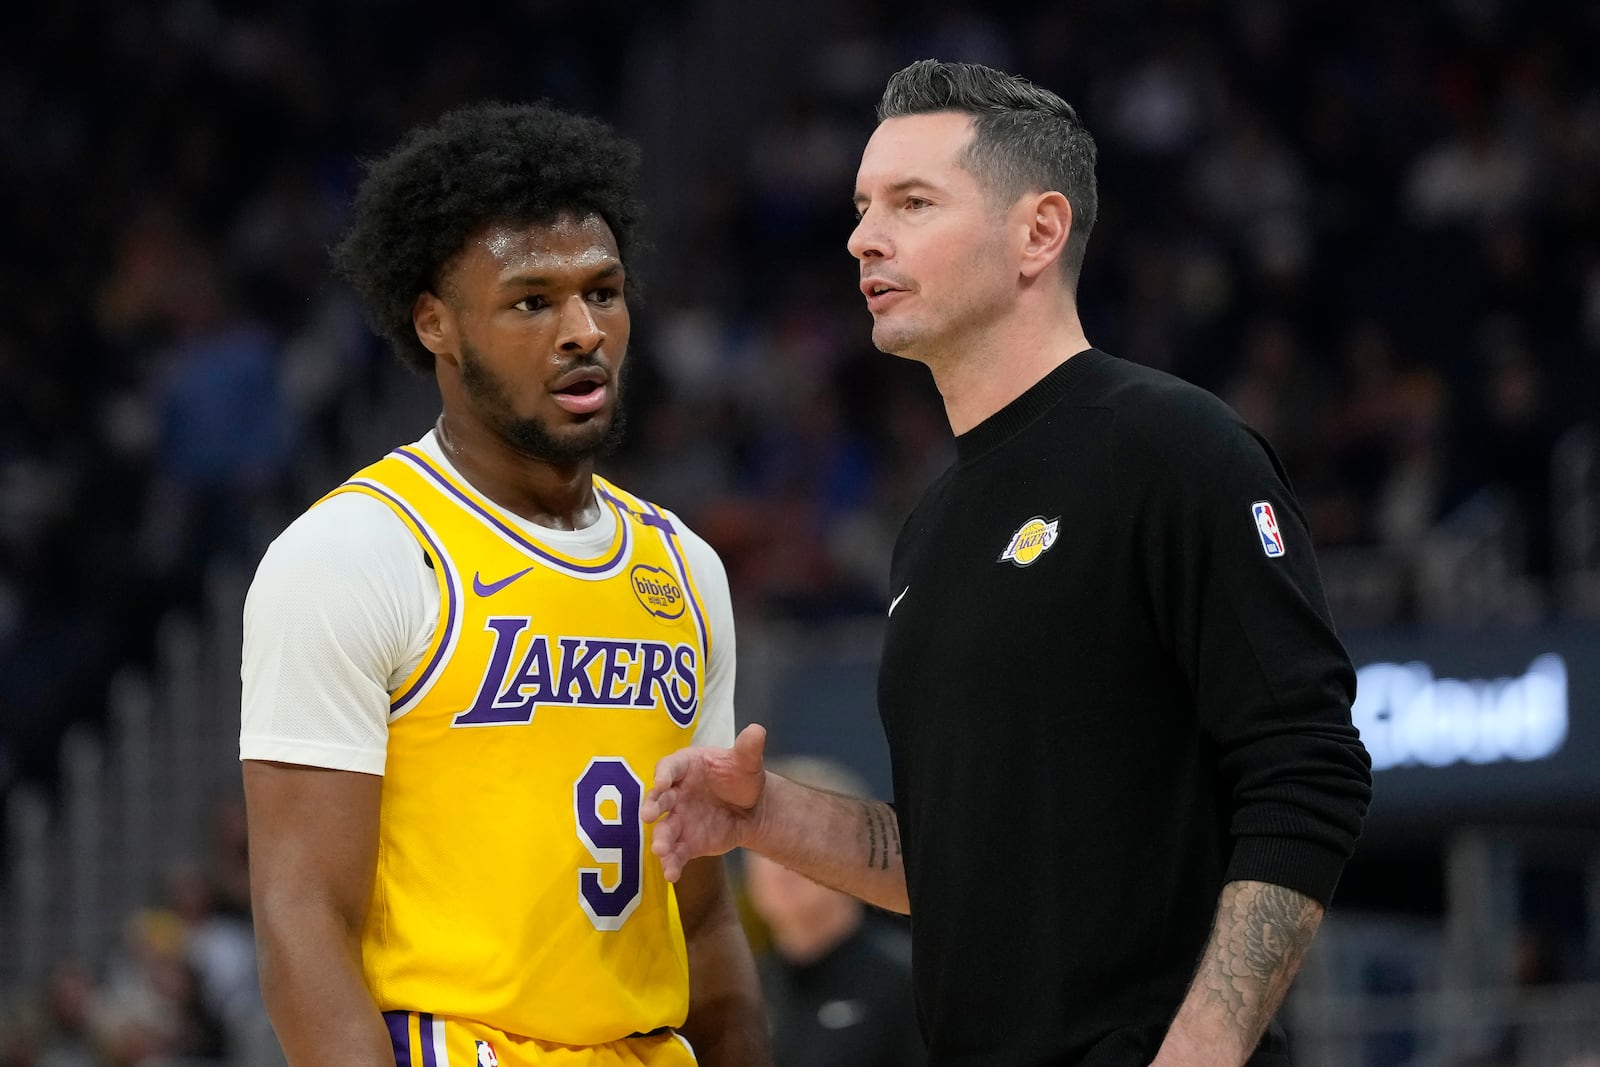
[575, 757, 644, 931]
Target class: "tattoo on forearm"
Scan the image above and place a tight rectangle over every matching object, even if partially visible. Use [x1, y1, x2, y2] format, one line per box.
[1193, 882, 1323, 1044]
[870, 799, 883, 870]
[861, 801, 901, 871]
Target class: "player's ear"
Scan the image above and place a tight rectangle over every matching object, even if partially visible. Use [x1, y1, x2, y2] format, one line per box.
[1017, 191, 1070, 282]
[413, 290, 458, 366]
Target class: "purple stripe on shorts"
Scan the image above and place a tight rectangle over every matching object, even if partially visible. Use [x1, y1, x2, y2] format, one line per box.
[383, 1011, 410, 1066]
[419, 1013, 437, 1067]
[395, 448, 630, 574]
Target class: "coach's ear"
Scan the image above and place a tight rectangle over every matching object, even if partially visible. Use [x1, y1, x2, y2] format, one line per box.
[1017, 190, 1070, 282]
[414, 290, 459, 367]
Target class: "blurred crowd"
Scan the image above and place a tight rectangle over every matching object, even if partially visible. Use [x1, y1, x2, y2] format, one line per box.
[1, 1, 1598, 1058]
[3, 0, 1598, 792]
[1, 795, 264, 1065]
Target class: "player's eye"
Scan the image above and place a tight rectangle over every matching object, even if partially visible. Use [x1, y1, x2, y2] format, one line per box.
[512, 295, 549, 312]
[588, 287, 620, 305]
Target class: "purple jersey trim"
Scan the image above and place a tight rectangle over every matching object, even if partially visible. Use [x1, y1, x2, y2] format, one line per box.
[609, 488, 710, 670]
[394, 447, 631, 576]
[346, 479, 459, 714]
[657, 505, 710, 666]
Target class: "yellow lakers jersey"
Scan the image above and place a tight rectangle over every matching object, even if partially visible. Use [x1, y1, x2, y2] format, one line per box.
[319, 445, 712, 1045]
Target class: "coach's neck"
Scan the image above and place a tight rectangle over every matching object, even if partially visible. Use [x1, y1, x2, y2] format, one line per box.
[925, 288, 1091, 437]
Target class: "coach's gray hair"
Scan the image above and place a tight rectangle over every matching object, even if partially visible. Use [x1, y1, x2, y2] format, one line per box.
[878, 59, 1099, 286]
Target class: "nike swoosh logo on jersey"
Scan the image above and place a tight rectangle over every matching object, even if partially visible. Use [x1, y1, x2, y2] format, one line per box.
[888, 586, 910, 617]
[473, 566, 534, 597]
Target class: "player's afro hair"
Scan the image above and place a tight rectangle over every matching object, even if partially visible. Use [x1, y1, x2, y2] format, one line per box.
[332, 101, 644, 374]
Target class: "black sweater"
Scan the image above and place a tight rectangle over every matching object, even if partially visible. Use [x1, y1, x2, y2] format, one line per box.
[877, 349, 1372, 1066]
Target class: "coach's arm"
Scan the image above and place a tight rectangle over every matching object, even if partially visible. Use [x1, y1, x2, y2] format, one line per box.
[243, 760, 393, 1066]
[645, 723, 910, 914]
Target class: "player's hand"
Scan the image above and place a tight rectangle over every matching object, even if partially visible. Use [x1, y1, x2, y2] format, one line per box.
[643, 723, 769, 882]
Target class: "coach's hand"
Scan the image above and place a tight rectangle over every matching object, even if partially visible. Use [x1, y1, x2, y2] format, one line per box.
[643, 723, 770, 882]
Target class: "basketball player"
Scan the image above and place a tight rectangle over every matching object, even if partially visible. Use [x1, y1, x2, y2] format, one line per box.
[240, 103, 769, 1067]
[643, 61, 1373, 1066]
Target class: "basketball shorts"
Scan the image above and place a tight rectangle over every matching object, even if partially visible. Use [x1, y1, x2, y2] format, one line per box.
[384, 1011, 698, 1067]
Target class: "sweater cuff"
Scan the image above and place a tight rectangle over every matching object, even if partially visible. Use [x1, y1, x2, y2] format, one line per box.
[1225, 835, 1353, 907]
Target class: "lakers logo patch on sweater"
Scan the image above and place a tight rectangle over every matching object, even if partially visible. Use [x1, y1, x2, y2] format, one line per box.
[999, 516, 1060, 566]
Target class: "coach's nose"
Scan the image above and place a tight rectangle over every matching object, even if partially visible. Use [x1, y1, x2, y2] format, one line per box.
[847, 205, 890, 263]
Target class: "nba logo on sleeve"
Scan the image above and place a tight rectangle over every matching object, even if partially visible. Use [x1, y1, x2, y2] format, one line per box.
[1252, 501, 1285, 557]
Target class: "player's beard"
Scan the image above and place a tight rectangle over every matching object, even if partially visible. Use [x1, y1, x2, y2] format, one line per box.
[459, 341, 629, 464]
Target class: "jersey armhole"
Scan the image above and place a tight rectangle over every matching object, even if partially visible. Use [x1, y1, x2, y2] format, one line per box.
[321, 481, 457, 717]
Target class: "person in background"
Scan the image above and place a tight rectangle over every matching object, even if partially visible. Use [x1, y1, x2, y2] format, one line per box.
[743, 756, 923, 1067]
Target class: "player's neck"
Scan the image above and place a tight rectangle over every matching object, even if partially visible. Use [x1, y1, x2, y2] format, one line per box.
[433, 414, 603, 531]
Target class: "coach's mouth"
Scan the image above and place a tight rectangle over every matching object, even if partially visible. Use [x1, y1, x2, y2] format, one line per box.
[862, 277, 909, 312]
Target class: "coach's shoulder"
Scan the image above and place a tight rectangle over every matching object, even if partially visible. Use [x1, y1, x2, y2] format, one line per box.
[1093, 354, 1249, 461]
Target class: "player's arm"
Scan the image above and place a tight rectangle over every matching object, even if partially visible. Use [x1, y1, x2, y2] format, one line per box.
[673, 855, 771, 1067]
[243, 760, 392, 1066]
[1150, 879, 1324, 1067]
[643, 724, 910, 914]
[239, 494, 426, 1065]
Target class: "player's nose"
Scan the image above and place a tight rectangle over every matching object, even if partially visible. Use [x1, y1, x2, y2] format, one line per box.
[556, 294, 604, 352]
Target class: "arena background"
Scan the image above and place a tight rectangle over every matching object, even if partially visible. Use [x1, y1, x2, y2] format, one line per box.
[2, 1, 1598, 1063]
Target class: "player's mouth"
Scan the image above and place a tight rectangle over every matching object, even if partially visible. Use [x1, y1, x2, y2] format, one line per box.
[861, 277, 909, 313]
[549, 365, 610, 415]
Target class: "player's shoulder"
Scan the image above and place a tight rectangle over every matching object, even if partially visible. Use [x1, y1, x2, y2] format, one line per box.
[598, 477, 728, 581]
[251, 483, 418, 595]
[272, 486, 410, 553]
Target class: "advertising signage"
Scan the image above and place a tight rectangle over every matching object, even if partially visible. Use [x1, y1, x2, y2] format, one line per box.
[1343, 621, 1600, 829]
